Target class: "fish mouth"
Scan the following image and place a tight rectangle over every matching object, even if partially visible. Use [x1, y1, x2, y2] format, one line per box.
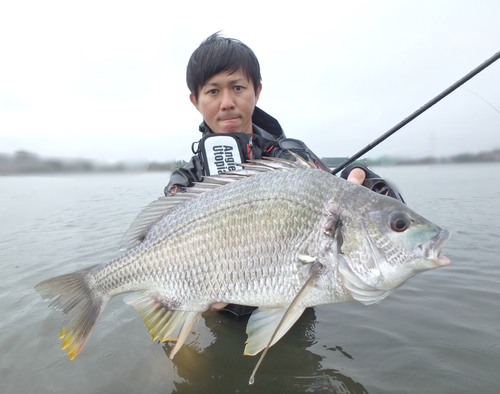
[418, 229, 452, 267]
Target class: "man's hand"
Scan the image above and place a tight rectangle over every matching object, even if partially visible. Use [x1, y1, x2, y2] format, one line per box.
[346, 168, 366, 185]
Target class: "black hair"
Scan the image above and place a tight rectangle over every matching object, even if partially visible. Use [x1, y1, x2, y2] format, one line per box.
[187, 32, 261, 100]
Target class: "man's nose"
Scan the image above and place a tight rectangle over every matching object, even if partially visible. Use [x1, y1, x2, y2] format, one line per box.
[220, 90, 235, 110]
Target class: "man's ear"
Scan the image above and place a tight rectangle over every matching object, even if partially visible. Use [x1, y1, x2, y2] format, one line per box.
[189, 93, 199, 110]
[255, 83, 262, 103]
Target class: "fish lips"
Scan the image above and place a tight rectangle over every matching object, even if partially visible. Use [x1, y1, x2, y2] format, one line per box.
[417, 228, 452, 267]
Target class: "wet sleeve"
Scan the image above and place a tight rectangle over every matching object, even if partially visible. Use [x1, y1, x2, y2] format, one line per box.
[163, 156, 204, 196]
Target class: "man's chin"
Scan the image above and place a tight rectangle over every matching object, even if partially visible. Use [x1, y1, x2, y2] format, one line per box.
[217, 127, 253, 134]
[218, 125, 239, 134]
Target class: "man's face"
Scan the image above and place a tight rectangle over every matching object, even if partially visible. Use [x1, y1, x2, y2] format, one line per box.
[190, 69, 262, 134]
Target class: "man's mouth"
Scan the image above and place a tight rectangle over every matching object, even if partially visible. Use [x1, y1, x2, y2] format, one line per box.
[219, 113, 240, 121]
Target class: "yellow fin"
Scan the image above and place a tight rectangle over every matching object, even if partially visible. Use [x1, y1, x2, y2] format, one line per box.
[127, 295, 199, 358]
[35, 265, 107, 360]
[169, 312, 200, 359]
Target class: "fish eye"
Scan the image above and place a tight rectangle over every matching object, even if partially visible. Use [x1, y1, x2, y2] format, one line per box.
[388, 212, 411, 232]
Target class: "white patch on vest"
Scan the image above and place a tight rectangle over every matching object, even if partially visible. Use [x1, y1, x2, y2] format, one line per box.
[204, 136, 243, 175]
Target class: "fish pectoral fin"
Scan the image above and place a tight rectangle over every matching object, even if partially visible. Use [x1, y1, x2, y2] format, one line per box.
[127, 295, 200, 358]
[298, 254, 317, 265]
[247, 261, 323, 385]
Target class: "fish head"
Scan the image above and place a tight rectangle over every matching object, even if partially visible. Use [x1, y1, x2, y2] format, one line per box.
[337, 195, 451, 305]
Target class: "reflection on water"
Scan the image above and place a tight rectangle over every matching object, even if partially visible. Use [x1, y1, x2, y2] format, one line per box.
[166, 308, 368, 394]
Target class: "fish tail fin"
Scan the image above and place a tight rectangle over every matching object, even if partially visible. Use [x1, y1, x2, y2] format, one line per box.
[35, 265, 108, 360]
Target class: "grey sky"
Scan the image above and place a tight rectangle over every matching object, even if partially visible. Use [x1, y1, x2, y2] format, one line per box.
[1, 0, 499, 164]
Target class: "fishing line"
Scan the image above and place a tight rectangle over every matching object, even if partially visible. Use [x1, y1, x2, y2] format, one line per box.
[331, 50, 500, 175]
[462, 87, 500, 116]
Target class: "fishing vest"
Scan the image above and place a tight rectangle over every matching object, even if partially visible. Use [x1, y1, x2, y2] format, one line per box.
[194, 133, 269, 176]
[194, 134, 328, 176]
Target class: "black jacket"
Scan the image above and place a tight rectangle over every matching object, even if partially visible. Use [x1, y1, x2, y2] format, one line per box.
[164, 107, 387, 196]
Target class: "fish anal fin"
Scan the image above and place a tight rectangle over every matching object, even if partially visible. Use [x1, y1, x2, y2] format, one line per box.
[127, 295, 200, 358]
[169, 312, 201, 359]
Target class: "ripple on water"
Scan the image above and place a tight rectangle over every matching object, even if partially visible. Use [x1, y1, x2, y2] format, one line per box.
[101, 350, 116, 359]
[491, 343, 500, 355]
[3, 168, 500, 393]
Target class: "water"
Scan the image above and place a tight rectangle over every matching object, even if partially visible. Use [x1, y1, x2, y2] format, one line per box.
[1, 164, 499, 393]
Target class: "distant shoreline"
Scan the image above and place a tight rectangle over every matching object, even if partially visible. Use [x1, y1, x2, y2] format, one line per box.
[322, 148, 500, 169]
[2, 149, 499, 175]
[363, 149, 500, 166]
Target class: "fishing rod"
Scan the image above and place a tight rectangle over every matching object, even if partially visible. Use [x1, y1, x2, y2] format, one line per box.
[331, 50, 500, 175]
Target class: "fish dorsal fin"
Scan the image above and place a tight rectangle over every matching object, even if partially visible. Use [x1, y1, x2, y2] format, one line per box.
[120, 156, 317, 250]
[120, 194, 199, 250]
[248, 260, 323, 384]
[126, 294, 200, 358]
[119, 175, 243, 250]
[250, 153, 317, 169]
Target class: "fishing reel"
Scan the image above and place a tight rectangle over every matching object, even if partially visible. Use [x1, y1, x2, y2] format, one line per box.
[362, 177, 405, 204]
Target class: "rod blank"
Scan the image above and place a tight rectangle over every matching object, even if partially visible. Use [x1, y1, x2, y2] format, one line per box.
[331, 50, 500, 175]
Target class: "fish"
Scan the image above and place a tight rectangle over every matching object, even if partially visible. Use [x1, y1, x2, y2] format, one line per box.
[35, 156, 451, 383]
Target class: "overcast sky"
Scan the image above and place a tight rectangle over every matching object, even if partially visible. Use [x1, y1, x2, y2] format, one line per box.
[1, 0, 499, 164]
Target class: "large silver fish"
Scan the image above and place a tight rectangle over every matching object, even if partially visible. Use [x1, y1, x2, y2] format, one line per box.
[35, 157, 450, 381]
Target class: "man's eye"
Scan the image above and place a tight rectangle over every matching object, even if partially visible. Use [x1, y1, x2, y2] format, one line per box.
[234, 86, 243, 92]
[208, 89, 218, 95]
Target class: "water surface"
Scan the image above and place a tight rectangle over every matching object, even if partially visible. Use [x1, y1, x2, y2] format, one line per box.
[1, 164, 499, 393]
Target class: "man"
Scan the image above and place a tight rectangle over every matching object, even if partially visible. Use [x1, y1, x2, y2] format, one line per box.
[164, 33, 401, 314]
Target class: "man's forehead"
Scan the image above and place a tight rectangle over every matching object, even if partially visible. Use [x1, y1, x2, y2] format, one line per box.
[202, 69, 251, 86]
